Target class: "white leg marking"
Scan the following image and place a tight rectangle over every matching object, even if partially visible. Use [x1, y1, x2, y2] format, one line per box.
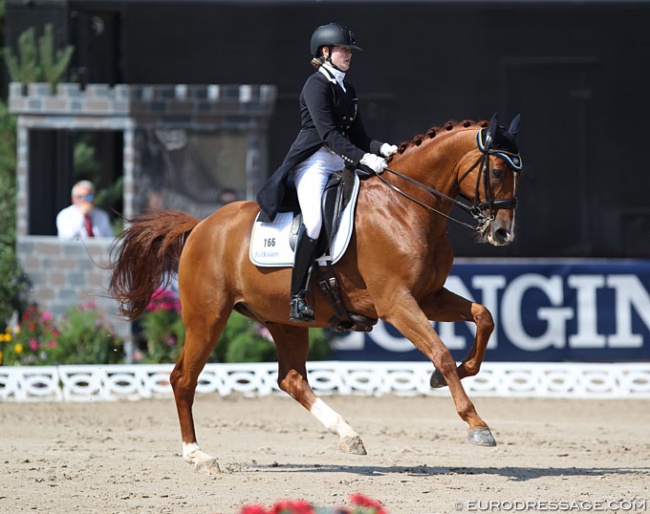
[182, 442, 221, 474]
[182, 442, 213, 464]
[310, 398, 358, 439]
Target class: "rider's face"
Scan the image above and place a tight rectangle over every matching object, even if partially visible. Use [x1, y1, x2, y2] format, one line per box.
[327, 45, 352, 71]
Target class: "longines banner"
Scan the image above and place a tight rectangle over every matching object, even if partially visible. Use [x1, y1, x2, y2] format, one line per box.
[331, 260, 650, 362]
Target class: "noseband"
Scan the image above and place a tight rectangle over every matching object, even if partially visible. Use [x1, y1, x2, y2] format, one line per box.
[377, 130, 521, 232]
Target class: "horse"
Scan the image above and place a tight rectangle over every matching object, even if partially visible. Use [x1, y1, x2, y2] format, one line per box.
[108, 114, 523, 474]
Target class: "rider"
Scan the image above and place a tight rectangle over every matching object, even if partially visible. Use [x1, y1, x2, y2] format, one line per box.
[256, 22, 397, 323]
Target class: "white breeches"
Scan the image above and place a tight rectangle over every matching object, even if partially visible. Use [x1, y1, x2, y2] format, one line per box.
[294, 148, 345, 240]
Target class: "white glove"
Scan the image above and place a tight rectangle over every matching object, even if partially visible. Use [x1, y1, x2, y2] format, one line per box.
[360, 153, 387, 175]
[379, 143, 398, 157]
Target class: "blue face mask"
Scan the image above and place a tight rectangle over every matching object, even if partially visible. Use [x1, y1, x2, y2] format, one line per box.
[477, 128, 524, 172]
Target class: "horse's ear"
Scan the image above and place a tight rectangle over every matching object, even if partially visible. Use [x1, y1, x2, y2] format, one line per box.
[488, 113, 499, 138]
[482, 113, 499, 151]
[508, 114, 521, 140]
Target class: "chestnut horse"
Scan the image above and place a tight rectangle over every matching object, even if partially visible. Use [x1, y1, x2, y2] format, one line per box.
[109, 114, 522, 474]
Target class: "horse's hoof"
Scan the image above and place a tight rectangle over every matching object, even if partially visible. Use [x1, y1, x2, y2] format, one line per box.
[467, 427, 497, 447]
[339, 436, 367, 455]
[430, 369, 448, 388]
[195, 458, 222, 475]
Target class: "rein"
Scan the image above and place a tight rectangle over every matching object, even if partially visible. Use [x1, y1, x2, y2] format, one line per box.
[377, 133, 518, 232]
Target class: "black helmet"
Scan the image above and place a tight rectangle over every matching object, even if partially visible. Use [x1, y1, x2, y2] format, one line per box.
[310, 23, 363, 58]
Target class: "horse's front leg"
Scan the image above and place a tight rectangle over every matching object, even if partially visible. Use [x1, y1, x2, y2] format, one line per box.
[267, 323, 367, 455]
[421, 287, 495, 388]
[384, 295, 496, 447]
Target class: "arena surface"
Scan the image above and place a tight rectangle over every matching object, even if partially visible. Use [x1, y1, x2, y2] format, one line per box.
[2, 394, 649, 514]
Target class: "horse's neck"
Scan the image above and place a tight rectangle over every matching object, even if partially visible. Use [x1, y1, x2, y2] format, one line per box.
[392, 129, 476, 198]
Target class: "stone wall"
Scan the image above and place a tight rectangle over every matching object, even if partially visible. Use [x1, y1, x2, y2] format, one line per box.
[16, 236, 127, 335]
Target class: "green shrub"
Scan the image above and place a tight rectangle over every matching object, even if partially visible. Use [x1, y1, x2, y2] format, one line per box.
[220, 312, 278, 363]
[52, 303, 123, 364]
[0, 246, 29, 332]
[0, 171, 29, 331]
[136, 288, 185, 363]
[0, 291, 333, 366]
[0, 99, 26, 331]
[0, 302, 123, 366]
[135, 287, 333, 364]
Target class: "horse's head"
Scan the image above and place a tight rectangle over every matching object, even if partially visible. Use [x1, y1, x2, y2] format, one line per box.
[457, 114, 523, 246]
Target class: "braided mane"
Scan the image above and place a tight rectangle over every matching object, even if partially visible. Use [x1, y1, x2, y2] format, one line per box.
[386, 119, 489, 164]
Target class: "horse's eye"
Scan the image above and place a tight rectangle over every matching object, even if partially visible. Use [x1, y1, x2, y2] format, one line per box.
[492, 168, 504, 180]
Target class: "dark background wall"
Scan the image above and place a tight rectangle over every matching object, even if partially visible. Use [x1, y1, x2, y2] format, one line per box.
[6, 0, 650, 257]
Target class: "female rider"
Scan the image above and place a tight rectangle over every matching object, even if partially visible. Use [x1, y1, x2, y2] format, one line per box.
[256, 23, 397, 322]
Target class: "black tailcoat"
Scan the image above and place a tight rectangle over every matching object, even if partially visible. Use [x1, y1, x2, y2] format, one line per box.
[256, 69, 383, 221]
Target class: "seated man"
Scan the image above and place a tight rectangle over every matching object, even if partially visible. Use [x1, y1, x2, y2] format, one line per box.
[56, 180, 113, 239]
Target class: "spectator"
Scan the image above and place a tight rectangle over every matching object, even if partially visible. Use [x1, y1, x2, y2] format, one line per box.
[56, 180, 113, 239]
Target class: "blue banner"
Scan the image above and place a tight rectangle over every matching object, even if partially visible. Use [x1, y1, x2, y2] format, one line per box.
[331, 260, 650, 362]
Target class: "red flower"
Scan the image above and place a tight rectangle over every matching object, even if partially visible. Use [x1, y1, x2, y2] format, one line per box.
[350, 494, 386, 513]
[240, 505, 269, 514]
[271, 499, 314, 514]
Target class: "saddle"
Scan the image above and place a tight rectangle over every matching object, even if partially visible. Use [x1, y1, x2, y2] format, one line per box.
[280, 167, 377, 333]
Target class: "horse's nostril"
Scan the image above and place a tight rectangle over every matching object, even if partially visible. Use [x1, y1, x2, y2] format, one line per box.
[495, 228, 510, 243]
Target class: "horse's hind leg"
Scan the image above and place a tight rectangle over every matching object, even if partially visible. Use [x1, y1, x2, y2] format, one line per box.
[267, 323, 367, 455]
[422, 287, 494, 388]
[169, 309, 231, 475]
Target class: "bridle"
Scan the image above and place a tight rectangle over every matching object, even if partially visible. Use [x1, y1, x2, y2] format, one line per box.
[375, 128, 522, 233]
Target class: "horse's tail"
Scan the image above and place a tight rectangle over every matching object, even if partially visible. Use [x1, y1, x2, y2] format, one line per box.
[108, 210, 201, 321]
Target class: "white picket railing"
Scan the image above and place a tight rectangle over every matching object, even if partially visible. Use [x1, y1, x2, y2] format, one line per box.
[1, 361, 649, 402]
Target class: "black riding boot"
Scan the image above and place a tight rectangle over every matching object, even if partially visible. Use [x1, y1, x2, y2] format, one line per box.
[290, 228, 318, 322]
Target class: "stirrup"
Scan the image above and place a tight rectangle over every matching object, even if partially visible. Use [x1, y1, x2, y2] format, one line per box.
[290, 295, 315, 322]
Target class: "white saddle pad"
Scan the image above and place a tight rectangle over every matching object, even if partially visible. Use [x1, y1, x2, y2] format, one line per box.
[250, 174, 360, 267]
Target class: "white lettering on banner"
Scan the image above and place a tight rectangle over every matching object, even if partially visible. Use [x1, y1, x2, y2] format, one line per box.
[607, 275, 650, 348]
[567, 275, 606, 348]
[331, 271, 650, 356]
[437, 321, 467, 350]
[502, 274, 573, 351]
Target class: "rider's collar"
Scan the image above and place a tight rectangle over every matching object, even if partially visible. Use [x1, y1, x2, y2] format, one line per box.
[477, 128, 523, 172]
[319, 63, 347, 91]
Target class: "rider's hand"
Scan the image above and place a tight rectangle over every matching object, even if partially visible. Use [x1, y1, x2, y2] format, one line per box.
[360, 153, 387, 175]
[77, 200, 94, 216]
[379, 143, 398, 157]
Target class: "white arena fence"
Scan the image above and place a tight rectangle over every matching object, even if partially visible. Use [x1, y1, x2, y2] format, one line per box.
[1, 361, 649, 402]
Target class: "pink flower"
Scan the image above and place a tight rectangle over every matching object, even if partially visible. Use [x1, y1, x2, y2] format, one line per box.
[42, 311, 53, 322]
[146, 287, 181, 313]
[258, 325, 273, 342]
[29, 338, 38, 352]
[48, 340, 57, 349]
